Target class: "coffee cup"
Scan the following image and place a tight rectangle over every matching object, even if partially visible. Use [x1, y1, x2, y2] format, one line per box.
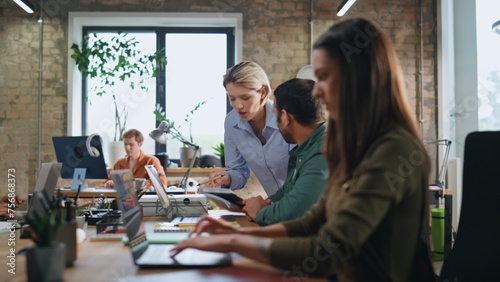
[134, 178, 146, 190]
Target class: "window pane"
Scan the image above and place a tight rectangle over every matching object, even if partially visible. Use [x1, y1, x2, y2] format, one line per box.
[85, 32, 157, 162]
[477, 0, 500, 130]
[164, 33, 227, 160]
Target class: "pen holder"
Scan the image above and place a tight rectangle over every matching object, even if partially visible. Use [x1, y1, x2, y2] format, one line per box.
[96, 210, 124, 234]
[431, 208, 445, 261]
[55, 205, 77, 267]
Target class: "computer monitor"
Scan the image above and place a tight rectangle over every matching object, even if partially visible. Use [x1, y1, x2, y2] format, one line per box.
[52, 136, 108, 179]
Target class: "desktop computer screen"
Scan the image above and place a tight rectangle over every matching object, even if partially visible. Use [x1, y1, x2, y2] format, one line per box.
[52, 136, 108, 179]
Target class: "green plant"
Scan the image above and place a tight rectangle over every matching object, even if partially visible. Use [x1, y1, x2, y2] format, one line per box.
[153, 101, 207, 143]
[153, 104, 180, 134]
[211, 142, 224, 159]
[70, 32, 167, 141]
[183, 100, 208, 143]
[25, 205, 65, 247]
[75, 209, 85, 217]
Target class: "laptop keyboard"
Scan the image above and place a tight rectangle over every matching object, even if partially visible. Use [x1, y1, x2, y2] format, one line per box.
[137, 245, 175, 264]
[137, 244, 197, 265]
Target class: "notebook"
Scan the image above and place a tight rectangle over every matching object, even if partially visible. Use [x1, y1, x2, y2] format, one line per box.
[153, 222, 193, 233]
[145, 165, 207, 223]
[200, 188, 245, 212]
[111, 169, 232, 268]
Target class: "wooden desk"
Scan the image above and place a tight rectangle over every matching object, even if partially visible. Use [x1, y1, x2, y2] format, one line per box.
[1, 216, 327, 282]
[166, 167, 225, 177]
[55, 188, 117, 199]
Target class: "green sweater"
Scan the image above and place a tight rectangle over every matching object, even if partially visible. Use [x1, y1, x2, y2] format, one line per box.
[255, 123, 328, 226]
[269, 126, 429, 281]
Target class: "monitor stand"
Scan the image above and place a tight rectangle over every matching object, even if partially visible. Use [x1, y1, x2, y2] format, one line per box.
[71, 168, 86, 201]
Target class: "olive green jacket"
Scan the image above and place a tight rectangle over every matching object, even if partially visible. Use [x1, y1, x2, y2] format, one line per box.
[269, 126, 430, 281]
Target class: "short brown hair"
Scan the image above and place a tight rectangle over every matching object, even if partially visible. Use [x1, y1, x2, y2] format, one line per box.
[122, 129, 144, 143]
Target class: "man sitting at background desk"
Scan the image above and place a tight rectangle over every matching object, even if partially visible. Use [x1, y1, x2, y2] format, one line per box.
[243, 78, 328, 226]
[101, 129, 167, 189]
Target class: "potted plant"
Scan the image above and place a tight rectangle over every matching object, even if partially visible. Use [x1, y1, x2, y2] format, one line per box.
[183, 100, 208, 143]
[25, 204, 66, 282]
[70, 32, 167, 164]
[153, 101, 207, 167]
[212, 142, 225, 167]
[75, 208, 86, 229]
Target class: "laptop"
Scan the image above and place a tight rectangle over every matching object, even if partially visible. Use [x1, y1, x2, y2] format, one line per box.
[111, 169, 231, 268]
[34, 162, 62, 197]
[27, 163, 63, 220]
[200, 188, 245, 212]
[144, 165, 207, 223]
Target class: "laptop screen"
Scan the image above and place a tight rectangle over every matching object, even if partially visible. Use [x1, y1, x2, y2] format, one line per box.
[27, 163, 62, 221]
[145, 165, 174, 220]
[34, 162, 62, 197]
[111, 169, 148, 256]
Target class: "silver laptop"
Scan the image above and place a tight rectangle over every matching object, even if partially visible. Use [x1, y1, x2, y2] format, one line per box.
[111, 169, 231, 268]
[27, 163, 63, 220]
[34, 162, 62, 197]
[144, 165, 207, 223]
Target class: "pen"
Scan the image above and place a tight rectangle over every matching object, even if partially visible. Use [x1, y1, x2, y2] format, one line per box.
[198, 174, 225, 186]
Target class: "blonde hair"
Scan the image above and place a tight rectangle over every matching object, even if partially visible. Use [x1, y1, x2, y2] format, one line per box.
[223, 61, 272, 103]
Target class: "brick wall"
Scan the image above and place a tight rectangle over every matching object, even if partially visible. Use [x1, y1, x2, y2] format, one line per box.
[0, 0, 437, 198]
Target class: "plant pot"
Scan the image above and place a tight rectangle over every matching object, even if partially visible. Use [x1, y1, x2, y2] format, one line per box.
[75, 215, 86, 229]
[107, 141, 126, 167]
[180, 147, 201, 168]
[26, 242, 66, 282]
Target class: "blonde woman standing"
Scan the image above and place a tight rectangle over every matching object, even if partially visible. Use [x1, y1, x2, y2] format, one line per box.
[208, 61, 294, 196]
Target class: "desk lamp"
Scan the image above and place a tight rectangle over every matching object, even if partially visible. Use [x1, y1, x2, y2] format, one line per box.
[149, 121, 200, 192]
[426, 139, 452, 190]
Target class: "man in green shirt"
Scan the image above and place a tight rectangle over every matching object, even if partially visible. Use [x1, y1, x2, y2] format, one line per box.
[243, 78, 328, 226]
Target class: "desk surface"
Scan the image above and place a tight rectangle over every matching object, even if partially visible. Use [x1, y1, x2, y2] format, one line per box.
[1, 215, 327, 282]
[56, 187, 117, 198]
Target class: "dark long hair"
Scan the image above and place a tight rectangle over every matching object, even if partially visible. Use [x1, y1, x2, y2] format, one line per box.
[313, 18, 426, 186]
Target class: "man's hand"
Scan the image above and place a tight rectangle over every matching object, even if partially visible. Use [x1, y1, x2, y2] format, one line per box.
[0, 195, 25, 218]
[242, 196, 270, 221]
[101, 180, 115, 188]
[0, 203, 10, 217]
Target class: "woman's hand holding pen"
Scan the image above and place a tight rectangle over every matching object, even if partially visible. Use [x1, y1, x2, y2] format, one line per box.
[205, 172, 230, 187]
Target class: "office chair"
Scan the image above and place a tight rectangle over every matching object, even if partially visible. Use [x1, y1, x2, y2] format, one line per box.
[440, 131, 500, 281]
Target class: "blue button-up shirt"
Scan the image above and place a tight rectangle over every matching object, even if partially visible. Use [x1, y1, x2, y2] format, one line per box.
[224, 99, 294, 196]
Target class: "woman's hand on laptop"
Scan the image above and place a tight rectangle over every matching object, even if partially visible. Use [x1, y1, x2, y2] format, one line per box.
[170, 234, 238, 258]
[188, 214, 237, 237]
[170, 234, 272, 265]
